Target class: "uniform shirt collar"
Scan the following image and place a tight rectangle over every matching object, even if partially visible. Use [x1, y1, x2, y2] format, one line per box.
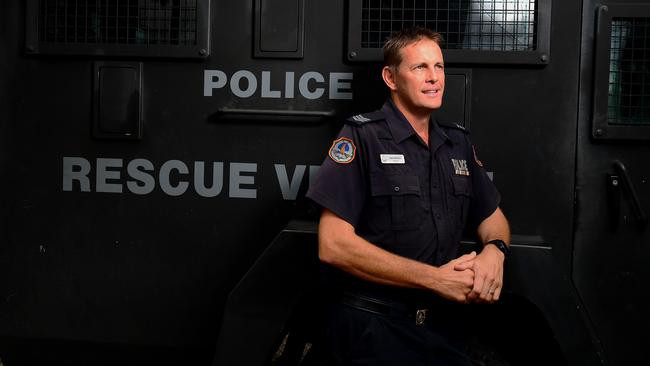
[430, 114, 454, 150]
[381, 98, 452, 146]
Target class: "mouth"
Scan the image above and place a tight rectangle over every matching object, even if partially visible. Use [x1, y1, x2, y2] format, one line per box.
[422, 89, 441, 96]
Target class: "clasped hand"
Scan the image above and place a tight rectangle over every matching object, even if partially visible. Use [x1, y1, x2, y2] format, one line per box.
[436, 247, 505, 304]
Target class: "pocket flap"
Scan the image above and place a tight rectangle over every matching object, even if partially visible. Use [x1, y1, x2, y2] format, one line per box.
[452, 176, 472, 196]
[370, 174, 420, 196]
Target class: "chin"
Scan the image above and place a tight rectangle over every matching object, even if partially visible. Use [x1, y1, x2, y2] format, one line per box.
[415, 97, 442, 110]
[420, 101, 442, 110]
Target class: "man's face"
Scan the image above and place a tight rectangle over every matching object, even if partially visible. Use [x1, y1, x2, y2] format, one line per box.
[384, 39, 445, 112]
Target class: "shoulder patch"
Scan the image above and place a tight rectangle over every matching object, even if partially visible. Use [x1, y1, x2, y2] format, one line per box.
[438, 120, 469, 134]
[329, 137, 357, 164]
[345, 110, 385, 126]
[472, 145, 484, 167]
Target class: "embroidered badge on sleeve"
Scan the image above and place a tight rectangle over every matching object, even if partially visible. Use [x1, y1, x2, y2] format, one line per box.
[329, 137, 356, 164]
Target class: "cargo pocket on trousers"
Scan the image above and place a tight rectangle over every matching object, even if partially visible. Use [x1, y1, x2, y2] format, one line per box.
[370, 174, 422, 230]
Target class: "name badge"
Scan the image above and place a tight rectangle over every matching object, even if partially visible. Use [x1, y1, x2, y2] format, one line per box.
[380, 154, 405, 164]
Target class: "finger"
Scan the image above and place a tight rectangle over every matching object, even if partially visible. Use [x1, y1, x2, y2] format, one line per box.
[480, 283, 493, 301]
[454, 259, 474, 271]
[492, 285, 502, 302]
[462, 284, 473, 304]
[469, 273, 485, 301]
[458, 251, 477, 261]
[486, 282, 503, 303]
[485, 287, 495, 303]
[453, 251, 476, 268]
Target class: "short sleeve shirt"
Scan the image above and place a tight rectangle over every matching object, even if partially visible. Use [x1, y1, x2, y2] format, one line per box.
[306, 99, 500, 267]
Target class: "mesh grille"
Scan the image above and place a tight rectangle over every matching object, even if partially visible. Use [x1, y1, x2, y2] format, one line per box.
[38, 0, 198, 46]
[608, 17, 650, 125]
[360, 0, 536, 51]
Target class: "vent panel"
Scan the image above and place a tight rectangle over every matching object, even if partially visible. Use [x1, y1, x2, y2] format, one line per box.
[360, 0, 536, 51]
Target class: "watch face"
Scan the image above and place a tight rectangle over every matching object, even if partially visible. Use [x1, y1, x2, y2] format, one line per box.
[488, 240, 509, 256]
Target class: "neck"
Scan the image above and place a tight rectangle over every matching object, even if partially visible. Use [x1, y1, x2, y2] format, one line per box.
[391, 95, 431, 144]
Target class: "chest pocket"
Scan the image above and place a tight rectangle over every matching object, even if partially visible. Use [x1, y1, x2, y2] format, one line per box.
[370, 174, 422, 230]
[451, 176, 473, 225]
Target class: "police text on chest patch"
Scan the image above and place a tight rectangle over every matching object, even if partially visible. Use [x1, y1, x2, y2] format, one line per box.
[451, 159, 470, 176]
[329, 137, 356, 164]
[380, 154, 405, 164]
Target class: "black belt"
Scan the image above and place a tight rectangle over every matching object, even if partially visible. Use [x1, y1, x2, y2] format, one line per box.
[341, 291, 430, 326]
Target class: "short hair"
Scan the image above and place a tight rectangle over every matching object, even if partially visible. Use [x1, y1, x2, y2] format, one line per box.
[383, 27, 445, 68]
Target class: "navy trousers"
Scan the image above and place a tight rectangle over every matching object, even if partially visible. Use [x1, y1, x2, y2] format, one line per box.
[326, 302, 473, 366]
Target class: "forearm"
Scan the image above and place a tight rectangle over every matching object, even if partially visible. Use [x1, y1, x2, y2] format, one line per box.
[476, 207, 510, 246]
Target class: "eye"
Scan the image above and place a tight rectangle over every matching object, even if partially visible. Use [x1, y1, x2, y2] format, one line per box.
[435, 64, 445, 70]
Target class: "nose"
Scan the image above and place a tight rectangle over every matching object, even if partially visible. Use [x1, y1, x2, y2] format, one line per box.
[428, 69, 439, 84]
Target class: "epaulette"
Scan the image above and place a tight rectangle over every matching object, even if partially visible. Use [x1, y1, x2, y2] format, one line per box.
[345, 110, 385, 126]
[437, 120, 470, 134]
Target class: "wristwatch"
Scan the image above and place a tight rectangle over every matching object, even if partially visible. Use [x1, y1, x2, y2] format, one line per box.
[486, 239, 510, 258]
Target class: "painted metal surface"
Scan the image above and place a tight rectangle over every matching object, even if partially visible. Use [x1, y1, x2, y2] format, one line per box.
[0, 0, 646, 365]
[576, 1, 650, 365]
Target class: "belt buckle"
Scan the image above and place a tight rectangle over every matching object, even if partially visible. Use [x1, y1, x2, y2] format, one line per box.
[415, 309, 428, 325]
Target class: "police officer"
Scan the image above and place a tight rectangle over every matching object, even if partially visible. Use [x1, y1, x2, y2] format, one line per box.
[306, 27, 511, 366]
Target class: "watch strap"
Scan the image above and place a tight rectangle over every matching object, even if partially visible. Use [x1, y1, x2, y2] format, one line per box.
[486, 239, 510, 258]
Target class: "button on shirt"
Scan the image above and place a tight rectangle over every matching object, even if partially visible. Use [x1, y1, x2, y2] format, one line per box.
[307, 99, 500, 268]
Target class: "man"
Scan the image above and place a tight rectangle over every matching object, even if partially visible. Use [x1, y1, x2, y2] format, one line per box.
[306, 27, 510, 366]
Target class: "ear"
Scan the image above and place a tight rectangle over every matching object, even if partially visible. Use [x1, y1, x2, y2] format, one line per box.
[382, 66, 398, 91]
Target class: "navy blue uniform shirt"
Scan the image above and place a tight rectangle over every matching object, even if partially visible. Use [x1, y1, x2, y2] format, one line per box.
[307, 99, 500, 295]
